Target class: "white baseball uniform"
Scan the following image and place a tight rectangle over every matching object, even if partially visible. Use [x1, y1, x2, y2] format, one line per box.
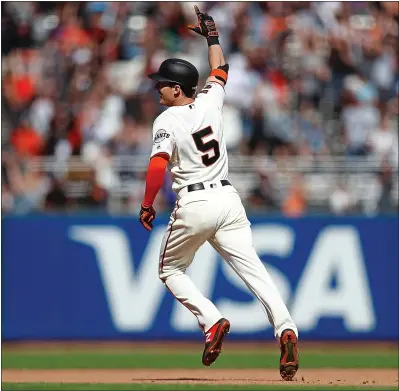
[151, 81, 298, 338]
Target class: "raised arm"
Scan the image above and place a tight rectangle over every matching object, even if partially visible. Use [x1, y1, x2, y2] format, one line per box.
[188, 5, 228, 87]
[208, 44, 226, 70]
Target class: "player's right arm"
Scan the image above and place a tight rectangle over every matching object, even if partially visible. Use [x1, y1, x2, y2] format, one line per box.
[188, 5, 228, 90]
[139, 115, 174, 231]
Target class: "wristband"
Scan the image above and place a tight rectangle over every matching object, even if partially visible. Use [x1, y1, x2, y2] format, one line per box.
[210, 69, 228, 83]
[207, 36, 220, 47]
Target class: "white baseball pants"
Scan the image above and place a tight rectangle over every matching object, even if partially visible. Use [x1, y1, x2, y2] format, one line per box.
[158, 181, 298, 338]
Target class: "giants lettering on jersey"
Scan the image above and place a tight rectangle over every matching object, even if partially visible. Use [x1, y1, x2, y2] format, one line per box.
[153, 129, 170, 144]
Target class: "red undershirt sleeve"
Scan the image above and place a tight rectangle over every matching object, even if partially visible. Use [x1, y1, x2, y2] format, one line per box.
[142, 154, 170, 208]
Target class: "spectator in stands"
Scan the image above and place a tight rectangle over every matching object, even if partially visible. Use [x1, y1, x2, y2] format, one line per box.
[43, 103, 77, 159]
[298, 34, 331, 107]
[282, 174, 308, 217]
[295, 99, 329, 155]
[367, 113, 398, 163]
[340, 71, 380, 156]
[78, 169, 108, 210]
[10, 117, 43, 158]
[247, 171, 280, 212]
[375, 161, 395, 214]
[44, 175, 71, 211]
[329, 179, 357, 215]
[29, 79, 56, 138]
[2, 152, 50, 214]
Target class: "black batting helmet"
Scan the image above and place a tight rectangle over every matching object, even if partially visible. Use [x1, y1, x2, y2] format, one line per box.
[148, 58, 199, 96]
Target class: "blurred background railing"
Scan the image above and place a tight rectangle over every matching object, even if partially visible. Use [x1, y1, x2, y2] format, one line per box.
[2, 152, 397, 215]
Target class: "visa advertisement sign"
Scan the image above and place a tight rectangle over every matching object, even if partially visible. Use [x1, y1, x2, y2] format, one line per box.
[2, 215, 398, 340]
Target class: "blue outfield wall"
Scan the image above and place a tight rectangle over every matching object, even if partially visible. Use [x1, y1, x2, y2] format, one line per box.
[2, 215, 398, 341]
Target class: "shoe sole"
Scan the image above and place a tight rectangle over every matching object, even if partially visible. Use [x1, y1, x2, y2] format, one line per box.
[202, 320, 230, 366]
[280, 330, 299, 381]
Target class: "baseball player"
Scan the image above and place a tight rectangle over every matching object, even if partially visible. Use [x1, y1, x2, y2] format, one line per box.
[139, 5, 299, 380]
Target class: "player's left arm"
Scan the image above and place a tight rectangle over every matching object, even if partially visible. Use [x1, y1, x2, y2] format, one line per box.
[188, 5, 228, 89]
[206, 45, 228, 88]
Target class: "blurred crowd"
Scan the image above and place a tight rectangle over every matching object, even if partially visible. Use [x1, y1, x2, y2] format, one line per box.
[1, 1, 398, 216]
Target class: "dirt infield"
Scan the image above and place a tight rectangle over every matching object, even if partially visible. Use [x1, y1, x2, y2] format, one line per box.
[3, 368, 398, 386]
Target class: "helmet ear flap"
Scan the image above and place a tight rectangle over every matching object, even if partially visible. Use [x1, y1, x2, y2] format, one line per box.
[180, 84, 197, 98]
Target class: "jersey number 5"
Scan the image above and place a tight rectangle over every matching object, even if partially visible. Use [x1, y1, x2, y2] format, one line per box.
[192, 126, 220, 166]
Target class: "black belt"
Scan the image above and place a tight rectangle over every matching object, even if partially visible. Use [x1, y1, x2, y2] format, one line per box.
[187, 180, 231, 192]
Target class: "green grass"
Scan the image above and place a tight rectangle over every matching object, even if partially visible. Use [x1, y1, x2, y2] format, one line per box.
[2, 350, 397, 369]
[2, 384, 397, 391]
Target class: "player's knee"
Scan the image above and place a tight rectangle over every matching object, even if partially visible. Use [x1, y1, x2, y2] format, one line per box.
[159, 266, 185, 282]
[159, 269, 166, 282]
[159, 268, 173, 282]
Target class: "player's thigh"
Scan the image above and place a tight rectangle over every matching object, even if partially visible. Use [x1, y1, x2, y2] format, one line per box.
[210, 222, 259, 266]
[208, 194, 266, 276]
[209, 225, 274, 294]
[159, 200, 210, 279]
[179, 192, 216, 228]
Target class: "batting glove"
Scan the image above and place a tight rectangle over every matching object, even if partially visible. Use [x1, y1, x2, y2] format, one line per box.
[188, 5, 219, 46]
[139, 204, 156, 232]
